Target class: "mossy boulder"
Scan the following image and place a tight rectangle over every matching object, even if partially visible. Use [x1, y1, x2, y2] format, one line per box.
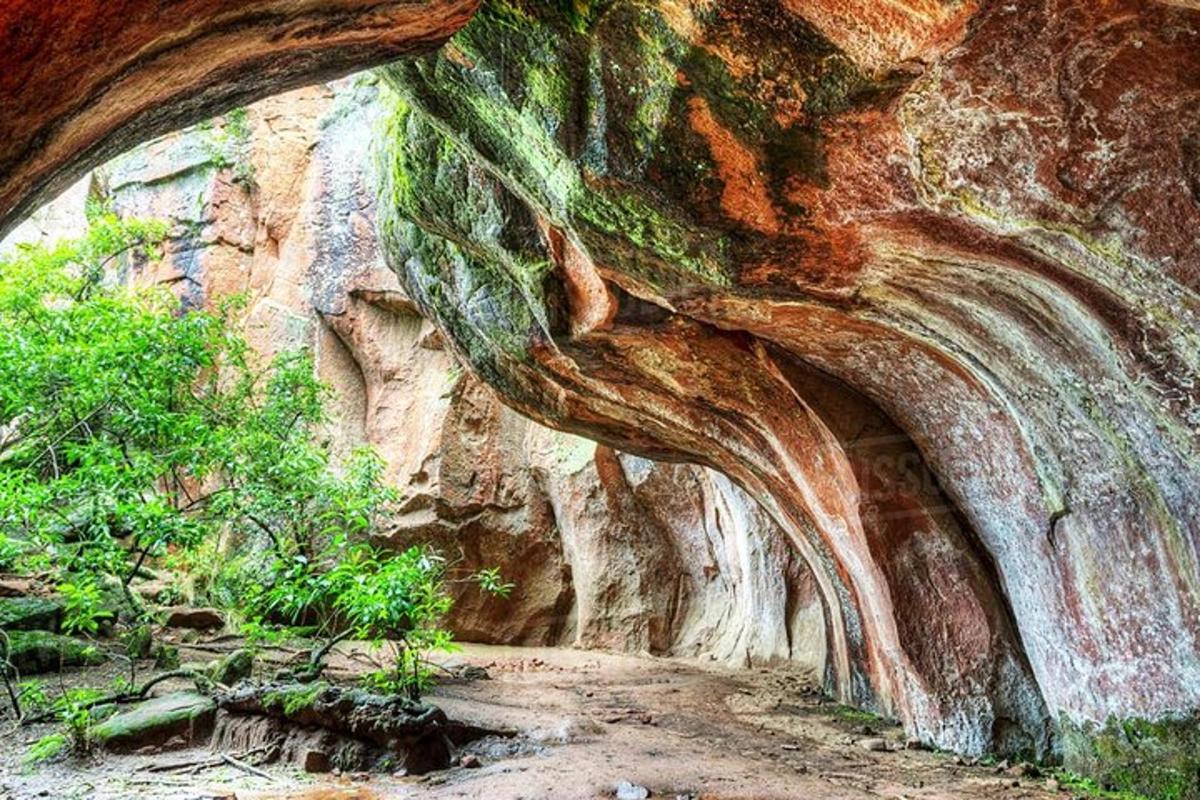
[211, 648, 254, 686]
[122, 624, 154, 659]
[0, 597, 61, 632]
[1, 630, 104, 674]
[92, 691, 217, 752]
[217, 682, 468, 774]
[153, 643, 180, 670]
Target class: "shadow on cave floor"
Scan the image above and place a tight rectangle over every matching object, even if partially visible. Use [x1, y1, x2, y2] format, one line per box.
[0, 641, 1063, 800]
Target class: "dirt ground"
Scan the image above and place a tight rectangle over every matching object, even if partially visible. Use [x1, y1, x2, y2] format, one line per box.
[0, 643, 1067, 800]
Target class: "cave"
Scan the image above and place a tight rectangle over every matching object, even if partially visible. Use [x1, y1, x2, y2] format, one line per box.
[0, 1, 1197, 799]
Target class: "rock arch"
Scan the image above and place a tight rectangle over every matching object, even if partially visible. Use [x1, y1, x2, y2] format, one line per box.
[2, 0, 1198, 778]
[371, 0, 1200, 765]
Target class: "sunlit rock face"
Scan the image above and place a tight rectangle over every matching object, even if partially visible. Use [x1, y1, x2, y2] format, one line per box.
[374, 0, 1200, 763]
[0, 0, 478, 240]
[30, 80, 824, 672]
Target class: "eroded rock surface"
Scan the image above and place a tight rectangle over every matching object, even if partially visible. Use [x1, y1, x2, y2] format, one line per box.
[93, 692, 217, 753]
[370, 0, 1200, 773]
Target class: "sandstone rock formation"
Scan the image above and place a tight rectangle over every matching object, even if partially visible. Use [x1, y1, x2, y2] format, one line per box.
[0, 0, 478, 239]
[372, 0, 1200, 776]
[2, 0, 1198, 790]
[6, 80, 823, 674]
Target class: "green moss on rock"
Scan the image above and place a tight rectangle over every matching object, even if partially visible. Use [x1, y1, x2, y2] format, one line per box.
[0, 597, 61, 632]
[263, 681, 328, 716]
[92, 692, 216, 752]
[211, 648, 254, 686]
[377, 0, 907, 306]
[1, 630, 104, 674]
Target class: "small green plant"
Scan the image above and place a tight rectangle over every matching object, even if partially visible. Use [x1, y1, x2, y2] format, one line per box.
[333, 545, 454, 699]
[197, 108, 255, 185]
[24, 688, 104, 763]
[231, 527, 511, 700]
[58, 577, 112, 636]
[1054, 770, 1153, 800]
[473, 567, 515, 598]
[59, 696, 97, 756]
[17, 679, 49, 714]
[829, 704, 886, 724]
[330, 544, 512, 700]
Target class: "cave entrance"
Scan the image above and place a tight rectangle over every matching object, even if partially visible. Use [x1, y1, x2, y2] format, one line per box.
[0, 61, 1063, 800]
[0, 74, 896, 800]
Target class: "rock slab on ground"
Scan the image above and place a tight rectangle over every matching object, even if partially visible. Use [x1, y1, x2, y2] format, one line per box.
[2, 630, 103, 674]
[92, 691, 217, 753]
[0, 597, 61, 632]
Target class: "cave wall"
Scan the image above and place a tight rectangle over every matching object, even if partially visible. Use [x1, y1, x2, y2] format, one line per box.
[370, 0, 1200, 769]
[1, 79, 824, 674]
[1, 0, 1198, 786]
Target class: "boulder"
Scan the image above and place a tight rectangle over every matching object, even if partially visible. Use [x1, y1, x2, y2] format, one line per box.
[1, 630, 104, 674]
[122, 625, 154, 659]
[132, 579, 176, 604]
[0, 597, 61, 632]
[215, 682, 505, 775]
[92, 691, 217, 753]
[153, 643, 180, 670]
[211, 649, 254, 686]
[0, 577, 37, 598]
[615, 782, 650, 800]
[162, 607, 224, 631]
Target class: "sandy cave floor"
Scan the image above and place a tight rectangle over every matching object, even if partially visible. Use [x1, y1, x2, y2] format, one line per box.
[0, 642, 1066, 800]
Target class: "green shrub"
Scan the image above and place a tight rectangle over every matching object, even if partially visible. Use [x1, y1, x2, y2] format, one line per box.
[0, 217, 511, 704]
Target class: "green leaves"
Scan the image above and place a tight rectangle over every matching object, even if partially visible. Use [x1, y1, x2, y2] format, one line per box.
[473, 567, 516, 598]
[1, 216, 513, 705]
[0, 216, 232, 583]
[57, 578, 112, 637]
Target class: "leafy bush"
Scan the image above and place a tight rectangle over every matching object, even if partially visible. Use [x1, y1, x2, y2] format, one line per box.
[0, 215, 511, 703]
[0, 213, 229, 587]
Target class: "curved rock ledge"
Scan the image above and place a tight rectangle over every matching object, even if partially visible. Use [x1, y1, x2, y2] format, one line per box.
[0, 0, 479, 238]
